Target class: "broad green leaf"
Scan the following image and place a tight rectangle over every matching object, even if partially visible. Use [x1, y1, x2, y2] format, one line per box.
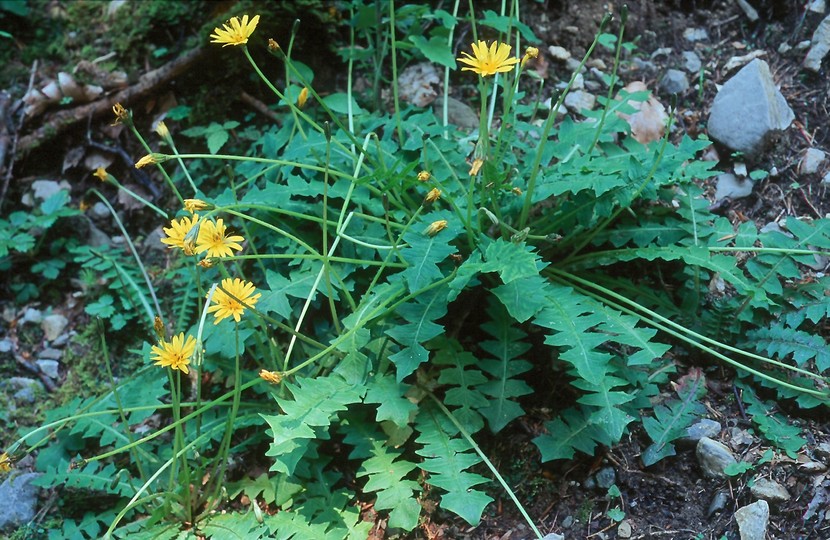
[409, 35, 456, 68]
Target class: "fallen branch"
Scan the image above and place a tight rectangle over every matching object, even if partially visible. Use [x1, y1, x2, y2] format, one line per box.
[16, 47, 208, 157]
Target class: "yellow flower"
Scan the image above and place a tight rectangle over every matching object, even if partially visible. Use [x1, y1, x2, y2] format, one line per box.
[155, 121, 170, 139]
[183, 198, 208, 213]
[457, 41, 519, 77]
[135, 154, 164, 169]
[297, 87, 309, 109]
[425, 188, 441, 203]
[112, 102, 129, 125]
[521, 46, 539, 68]
[93, 167, 109, 182]
[417, 170, 431, 182]
[0, 452, 12, 473]
[161, 214, 199, 253]
[195, 218, 244, 258]
[425, 219, 448, 236]
[210, 14, 260, 47]
[198, 259, 215, 268]
[469, 158, 484, 176]
[151, 332, 196, 374]
[208, 278, 261, 324]
[259, 369, 283, 384]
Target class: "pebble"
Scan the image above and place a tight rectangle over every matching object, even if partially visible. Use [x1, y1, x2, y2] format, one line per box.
[31, 179, 71, 202]
[0, 338, 11, 355]
[542, 534, 565, 540]
[38, 347, 63, 360]
[595, 466, 616, 489]
[805, 14, 830, 72]
[36, 359, 60, 379]
[734, 500, 770, 540]
[41, 313, 68, 341]
[433, 97, 478, 130]
[683, 28, 709, 42]
[686, 419, 722, 442]
[564, 90, 596, 114]
[707, 490, 730, 517]
[561, 515, 575, 528]
[799, 148, 826, 174]
[548, 45, 571, 61]
[617, 520, 633, 538]
[696, 437, 737, 478]
[0, 472, 42, 530]
[682, 51, 702, 73]
[809, 0, 826, 12]
[7, 377, 44, 403]
[750, 478, 791, 503]
[20, 308, 43, 325]
[728, 426, 755, 447]
[707, 59, 794, 157]
[823, 171, 830, 185]
[715, 173, 754, 202]
[90, 201, 111, 221]
[660, 69, 689, 94]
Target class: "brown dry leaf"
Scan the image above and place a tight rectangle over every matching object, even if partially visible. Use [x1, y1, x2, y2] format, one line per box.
[616, 81, 668, 144]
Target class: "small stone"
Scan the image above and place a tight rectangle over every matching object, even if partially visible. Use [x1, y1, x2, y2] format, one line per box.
[660, 69, 689, 94]
[715, 173, 754, 201]
[541, 534, 565, 540]
[0, 472, 42, 530]
[564, 90, 596, 114]
[38, 347, 62, 360]
[617, 521, 633, 538]
[0, 339, 12, 355]
[566, 57, 583, 73]
[750, 478, 791, 503]
[799, 148, 826, 174]
[548, 45, 571, 61]
[808, 0, 826, 13]
[51, 332, 72, 348]
[682, 51, 702, 73]
[707, 490, 730, 517]
[20, 308, 43, 325]
[31, 179, 70, 202]
[6, 377, 44, 404]
[696, 437, 737, 478]
[686, 419, 722, 442]
[729, 427, 755, 447]
[41, 314, 68, 341]
[595, 466, 616, 489]
[805, 14, 830, 71]
[683, 28, 709, 42]
[823, 171, 830, 185]
[736, 0, 760, 21]
[433, 97, 478, 130]
[36, 359, 59, 379]
[561, 515, 575, 528]
[583, 475, 597, 489]
[734, 500, 770, 540]
[90, 201, 111, 221]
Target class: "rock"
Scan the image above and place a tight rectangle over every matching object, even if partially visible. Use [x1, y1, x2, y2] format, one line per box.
[734, 500, 770, 540]
[595, 466, 616, 489]
[799, 148, 826, 174]
[90, 201, 111, 221]
[561, 515, 575, 528]
[715, 173, 754, 201]
[434, 97, 478, 130]
[20, 308, 43, 325]
[51, 332, 72, 348]
[30, 179, 70, 202]
[696, 437, 737, 478]
[6, 378, 44, 404]
[38, 347, 62, 360]
[750, 478, 791, 503]
[564, 90, 596, 114]
[87, 221, 113, 248]
[632, 57, 657, 74]
[683, 28, 709, 42]
[0, 338, 11, 356]
[707, 490, 730, 517]
[682, 51, 702, 73]
[805, 14, 830, 71]
[617, 81, 668, 144]
[707, 59, 794, 157]
[728, 426, 755, 447]
[36, 360, 59, 379]
[0, 472, 41, 530]
[548, 45, 571, 61]
[736, 0, 760, 21]
[566, 57, 584, 73]
[41, 313, 68, 341]
[542, 534, 565, 540]
[397, 62, 441, 107]
[617, 520, 633, 538]
[686, 419, 722, 442]
[583, 475, 597, 489]
[660, 69, 689, 94]
[809, 0, 826, 13]
[823, 171, 830, 185]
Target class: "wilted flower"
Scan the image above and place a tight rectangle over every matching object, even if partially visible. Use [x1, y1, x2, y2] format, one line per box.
[521, 46, 539, 68]
[195, 218, 244, 258]
[268, 38, 280, 51]
[512, 187, 523, 196]
[151, 333, 196, 374]
[0, 452, 12, 473]
[297, 87, 309, 109]
[417, 170, 431, 182]
[155, 121, 170, 139]
[425, 188, 441, 203]
[425, 219, 448, 236]
[183, 199, 209, 213]
[259, 369, 283, 384]
[112, 103, 129, 125]
[469, 158, 484, 176]
[207, 277, 261, 324]
[135, 154, 165, 169]
[93, 167, 109, 182]
[153, 316, 165, 339]
[210, 14, 260, 47]
[457, 41, 519, 77]
[161, 214, 199, 253]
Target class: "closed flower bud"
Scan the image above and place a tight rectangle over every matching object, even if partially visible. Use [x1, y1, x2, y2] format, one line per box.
[425, 188, 441, 203]
[425, 219, 448, 236]
[417, 170, 431, 182]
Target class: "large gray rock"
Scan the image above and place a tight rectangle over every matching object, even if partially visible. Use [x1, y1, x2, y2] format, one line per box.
[696, 437, 737, 478]
[707, 59, 794, 157]
[0, 472, 41, 531]
[805, 14, 830, 72]
[734, 500, 770, 540]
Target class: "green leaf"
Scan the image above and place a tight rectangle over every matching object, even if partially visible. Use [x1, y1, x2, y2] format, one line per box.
[207, 128, 229, 155]
[533, 407, 611, 461]
[409, 35, 456, 69]
[386, 286, 448, 381]
[364, 374, 417, 427]
[479, 10, 539, 43]
[480, 238, 544, 284]
[491, 273, 553, 322]
[400, 223, 458, 293]
[745, 322, 830, 373]
[322, 92, 364, 115]
[434, 338, 488, 434]
[357, 439, 421, 531]
[724, 461, 753, 477]
[641, 373, 706, 466]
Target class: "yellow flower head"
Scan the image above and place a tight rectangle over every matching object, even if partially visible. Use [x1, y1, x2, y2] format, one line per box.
[112, 103, 129, 125]
[208, 278, 261, 324]
[297, 87, 309, 109]
[161, 214, 199, 253]
[93, 167, 109, 182]
[259, 369, 283, 384]
[469, 158, 484, 176]
[425, 219, 448, 237]
[425, 188, 441, 203]
[155, 121, 170, 139]
[151, 332, 196, 374]
[198, 258, 215, 268]
[195, 218, 244, 258]
[457, 40, 519, 77]
[210, 14, 260, 47]
[135, 154, 165, 169]
[521, 46, 539, 68]
[0, 452, 12, 473]
[183, 198, 209, 213]
[417, 170, 431, 182]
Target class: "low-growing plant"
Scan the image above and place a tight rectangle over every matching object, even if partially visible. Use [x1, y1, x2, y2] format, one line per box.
[4, 2, 829, 538]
